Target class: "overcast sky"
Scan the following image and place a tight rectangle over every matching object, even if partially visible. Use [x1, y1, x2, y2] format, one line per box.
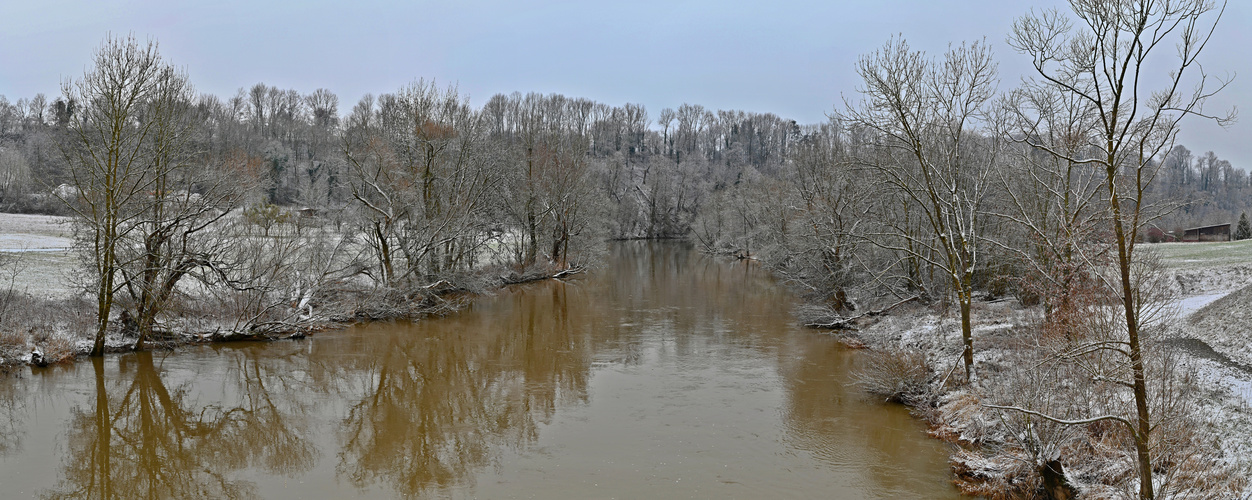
[2, 0, 1247, 166]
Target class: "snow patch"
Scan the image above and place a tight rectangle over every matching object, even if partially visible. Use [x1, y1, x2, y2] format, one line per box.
[1177, 291, 1232, 316]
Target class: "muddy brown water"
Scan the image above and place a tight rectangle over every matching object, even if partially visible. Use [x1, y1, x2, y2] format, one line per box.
[0, 242, 964, 499]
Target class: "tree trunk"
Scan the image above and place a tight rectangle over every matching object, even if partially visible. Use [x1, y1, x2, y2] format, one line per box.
[1040, 460, 1075, 500]
[91, 226, 116, 357]
[1108, 164, 1154, 500]
[960, 287, 973, 382]
[374, 222, 392, 285]
[134, 235, 164, 351]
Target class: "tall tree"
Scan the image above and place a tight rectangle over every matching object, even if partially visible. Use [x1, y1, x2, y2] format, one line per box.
[116, 78, 251, 350]
[1002, 2, 1230, 498]
[63, 35, 249, 353]
[61, 36, 181, 356]
[344, 81, 500, 284]
[999, 75, 1105, 321]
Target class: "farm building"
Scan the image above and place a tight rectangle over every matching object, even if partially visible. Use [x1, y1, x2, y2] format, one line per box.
[1145, 226, 1179, 242]
[1182, 223, 1231, 242]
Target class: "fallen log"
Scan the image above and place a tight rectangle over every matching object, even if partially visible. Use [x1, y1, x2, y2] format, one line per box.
[503, 266, 585, 285]
[805, 295, 920, 330]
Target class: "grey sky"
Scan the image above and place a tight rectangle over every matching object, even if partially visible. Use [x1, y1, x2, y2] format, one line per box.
[2, 0, 1247, 166]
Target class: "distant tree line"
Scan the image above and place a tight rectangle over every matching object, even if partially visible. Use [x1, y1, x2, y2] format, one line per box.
[0, 70, 1243, 239]
[0, 80, 807, 237]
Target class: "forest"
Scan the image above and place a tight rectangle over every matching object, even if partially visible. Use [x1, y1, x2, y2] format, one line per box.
[1, 0, 1250, 498]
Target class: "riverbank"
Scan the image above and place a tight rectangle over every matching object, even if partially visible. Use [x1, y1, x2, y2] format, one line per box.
[805, 250, 1252, 497]
[0, 212, 590, 369]
[0, 265, 585, 370]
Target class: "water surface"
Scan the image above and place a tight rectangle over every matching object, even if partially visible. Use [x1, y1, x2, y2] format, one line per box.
[0, 242, 963, 498]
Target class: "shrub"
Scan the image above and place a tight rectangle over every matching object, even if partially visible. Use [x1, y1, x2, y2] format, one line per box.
[35, 334, 76, 364]
[854, 347, 931, 403]
[244, 202, 291, 236]
[0, 328, 25, 360]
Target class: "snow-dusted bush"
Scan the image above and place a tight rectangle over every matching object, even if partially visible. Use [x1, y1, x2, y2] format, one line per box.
[854, 347, 931, 404]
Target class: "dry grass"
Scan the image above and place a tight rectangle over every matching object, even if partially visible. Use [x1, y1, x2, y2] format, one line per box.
[0, 328, 24, 360]
[950, 447, 1038, 500]
[0, 292, 91, 366]
[34, 334, 77, 364]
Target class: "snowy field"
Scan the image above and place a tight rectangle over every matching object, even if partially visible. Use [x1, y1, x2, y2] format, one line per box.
[1144, 239, 1252, 298]
[0, 213, 77, 298]
[0, 213, 73, 249]
[1150, 238, 1252, 269]
[1152, 240, 1252, 482]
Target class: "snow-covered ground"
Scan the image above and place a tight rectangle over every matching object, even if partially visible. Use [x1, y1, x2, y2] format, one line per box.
[0, 234, 71, 252]
[832, 241, 1252, 494]
[1153, 238, 1252, 270]
[1183, 285, 1252, 366]
[0, 213, 72, 248]
[1143, 242, 1252, 484]
[0, 213, 76, 298]
[1168, 269, 1252, 478]
[1142, 244, 1252, 485]
[1156, 240, 1252, 399]
[1176, 291, 1231, 316]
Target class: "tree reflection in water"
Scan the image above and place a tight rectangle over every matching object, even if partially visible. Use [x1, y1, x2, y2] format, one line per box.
[334, 280, 593, 497]
[0, 368, 22, 455]
[42, 350, 314, 500]
[212, 348, 316, 478]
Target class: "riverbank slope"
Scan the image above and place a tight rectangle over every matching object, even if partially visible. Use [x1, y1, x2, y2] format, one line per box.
[813, 241, 1252, 497]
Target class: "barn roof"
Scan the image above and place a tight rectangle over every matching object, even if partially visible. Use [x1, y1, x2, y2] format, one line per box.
[1183, 223, 1231, 232]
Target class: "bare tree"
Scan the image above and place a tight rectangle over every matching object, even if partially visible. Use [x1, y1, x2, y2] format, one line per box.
[113, 86, 252, 350]
[61, 35, 183, 356]
[845, 37, 1001, 381]
[62, 35, 255, 353]
[342, 95, 404, 285]
[248, 83, 268, 137]
[787, 120, 869, 308]
[657, 108, 675, 158]
[0, 148, 30, 207]
[993, 2, 1232, 498]
[344, 81, 501, 286]
[998, 82, 1106, 317]
[26, 93, 48, 129]
[305, 88, 339, 130]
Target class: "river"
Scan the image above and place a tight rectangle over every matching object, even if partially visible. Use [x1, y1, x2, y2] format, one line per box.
[0, 242, 964, 499]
